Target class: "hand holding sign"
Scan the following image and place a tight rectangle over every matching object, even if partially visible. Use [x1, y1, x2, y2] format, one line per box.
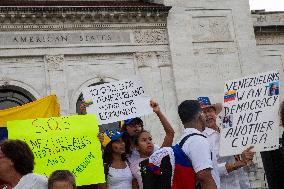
[220, 71, 280, 156]
[241, 146, 255, 164]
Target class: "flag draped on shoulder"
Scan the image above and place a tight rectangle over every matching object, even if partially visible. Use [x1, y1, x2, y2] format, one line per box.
[0, 95, 60, 127]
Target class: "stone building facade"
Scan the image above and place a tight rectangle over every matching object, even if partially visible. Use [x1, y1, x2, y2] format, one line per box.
[0, 0, 284, 188]
[251, 11, 284, 189]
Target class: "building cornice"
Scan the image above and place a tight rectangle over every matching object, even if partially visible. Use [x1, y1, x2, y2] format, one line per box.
[252, 10, 284, 36]
[0, 1, 171, 26]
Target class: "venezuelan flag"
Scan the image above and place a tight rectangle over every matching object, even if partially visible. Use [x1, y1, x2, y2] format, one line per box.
[224, 90, 237, 103]
[0, 95, 60, 127]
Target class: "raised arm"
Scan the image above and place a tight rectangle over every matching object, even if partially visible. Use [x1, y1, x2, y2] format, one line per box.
[150, 100, 175, 147]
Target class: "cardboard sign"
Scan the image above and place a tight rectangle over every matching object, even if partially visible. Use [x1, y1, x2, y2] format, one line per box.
[219, 71, 280, 156]
[7, 115, 105, 186]
[82, 77, 152, 124]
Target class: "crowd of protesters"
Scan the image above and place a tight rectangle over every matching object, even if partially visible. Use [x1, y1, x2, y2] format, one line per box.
[2, 96, 284, 189]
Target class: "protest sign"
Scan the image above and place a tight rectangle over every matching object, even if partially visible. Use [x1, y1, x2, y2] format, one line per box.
[82, 77, 152, 125]
[219, 71, 280, 156]
[7, 115, 105, 186]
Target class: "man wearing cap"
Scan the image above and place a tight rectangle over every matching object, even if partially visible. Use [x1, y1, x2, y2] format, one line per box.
[198, 97, 255, 189]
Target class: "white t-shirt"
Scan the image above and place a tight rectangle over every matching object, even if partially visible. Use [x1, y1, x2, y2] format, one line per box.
[178, 128, 220, 189]
[107, 164, 133, 189]
[203, 127, 228, 176]
[13, 173, 47, 189]
[203, 127, 250, 189]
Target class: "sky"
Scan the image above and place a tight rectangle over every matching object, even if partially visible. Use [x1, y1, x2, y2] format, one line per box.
[249, 0, 284, 11]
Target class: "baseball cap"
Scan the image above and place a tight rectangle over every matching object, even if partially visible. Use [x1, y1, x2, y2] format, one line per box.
[198, 96, 222, 114]
[102, 130, 125, 147]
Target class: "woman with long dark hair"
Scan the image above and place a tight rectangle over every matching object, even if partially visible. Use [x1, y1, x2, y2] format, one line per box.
[98, 130, 138, 189]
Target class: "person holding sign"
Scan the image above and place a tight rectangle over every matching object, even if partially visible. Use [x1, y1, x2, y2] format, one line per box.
[120, 117, 144, 156]
[98, 130, 138, 189]
[198, 97, 254, 189]
[88, 99, 174, 163]
[0, 139, 48, 189]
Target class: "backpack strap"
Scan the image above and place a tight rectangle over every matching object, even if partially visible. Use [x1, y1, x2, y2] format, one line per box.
[179, 133, 207, 148]
[179, 133, 213, 160]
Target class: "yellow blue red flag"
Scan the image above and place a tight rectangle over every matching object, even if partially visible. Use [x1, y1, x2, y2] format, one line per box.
[0, 95, 60, 127]
[224, 90, 237, 103]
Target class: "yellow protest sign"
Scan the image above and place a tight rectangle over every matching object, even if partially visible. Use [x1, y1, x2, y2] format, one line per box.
[7, 115, 105, 186]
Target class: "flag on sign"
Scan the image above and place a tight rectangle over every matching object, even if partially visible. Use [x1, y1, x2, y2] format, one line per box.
[224, 90, 237, 103]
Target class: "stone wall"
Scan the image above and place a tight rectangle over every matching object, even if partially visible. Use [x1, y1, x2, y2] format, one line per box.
[0, 4, 180, 146]
[1, 2, 284, 188]
[164, 0, 262, 104]
[249, 10, 284, 189]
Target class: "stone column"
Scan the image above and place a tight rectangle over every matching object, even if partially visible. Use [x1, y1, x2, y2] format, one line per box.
[44, 55, 69, 115]
[156, 51, 182, 140]
[134, 51, 181, 144]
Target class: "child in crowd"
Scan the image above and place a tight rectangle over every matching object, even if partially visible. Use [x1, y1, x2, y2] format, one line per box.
[129, 128, 174, 189]
[82, 99, 174, 189]
[121, 100, 175, 163]
[48, 170, 76, 189]
[127, 101, 175, 189]
[98, 130, 138, 189]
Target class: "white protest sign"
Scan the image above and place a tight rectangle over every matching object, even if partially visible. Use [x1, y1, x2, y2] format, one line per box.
[219, 71, 280, 156]
[82, 77, 152, 125]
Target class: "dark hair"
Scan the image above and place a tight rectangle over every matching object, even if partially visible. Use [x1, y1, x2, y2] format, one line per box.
[103, 140, 127, 178]
[48, 170, 76, 189]
[120, 117, 144, 132]
[280, 101, 284, 126]
[121, 132, 132, 155]
[134, 130, 151, 146]
[178, 100, 201, 124]
[0, 139, 34, 175]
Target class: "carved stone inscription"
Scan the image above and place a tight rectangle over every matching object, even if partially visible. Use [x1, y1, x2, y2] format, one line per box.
[134, 29, 168, 44]
[253, 13, 284, 26]
[45, 55, 64, 71]
[192, 17, 233, 42]
[0, 31, 131, 48]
